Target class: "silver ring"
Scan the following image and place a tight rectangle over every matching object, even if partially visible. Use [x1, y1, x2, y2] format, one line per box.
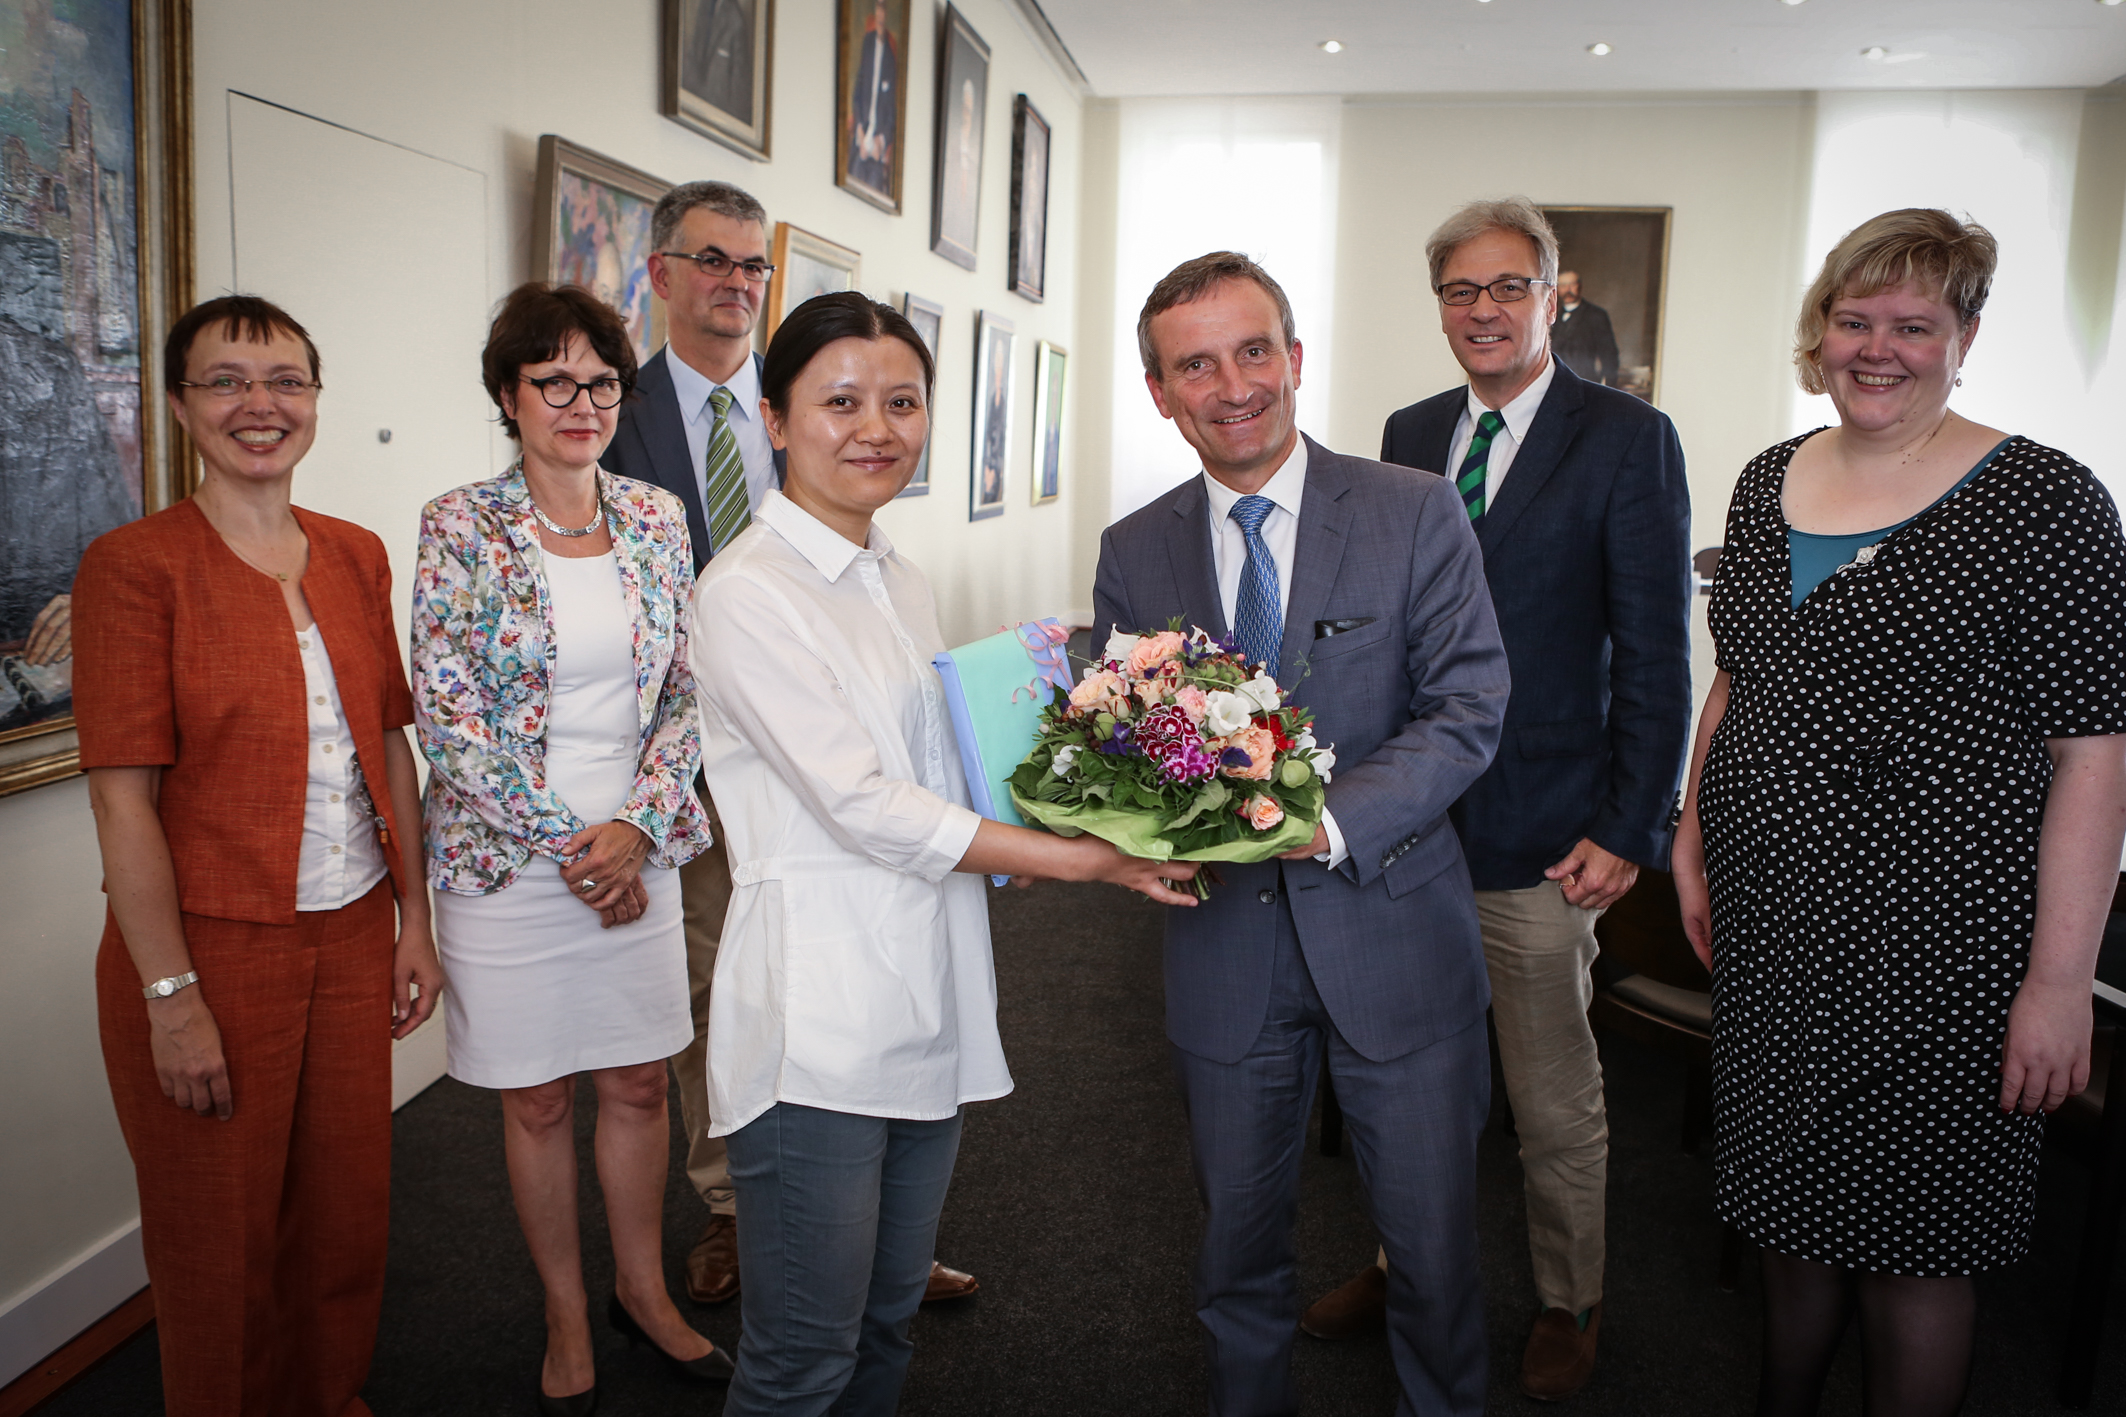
[580, 878, 598, 893]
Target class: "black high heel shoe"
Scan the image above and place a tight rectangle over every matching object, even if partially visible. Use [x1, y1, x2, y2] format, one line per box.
[536, 1380, 597, 1416]
[606, 1293, 736, 1386]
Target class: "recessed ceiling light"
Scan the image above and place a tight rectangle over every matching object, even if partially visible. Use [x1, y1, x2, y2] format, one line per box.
[1861, 45, 1889, 60]
[1320, 39, 1343, 53]
[2102, 0, 2124, 8]
[1587, 41, 1613, 56]
[1781, 0, 1806, 6]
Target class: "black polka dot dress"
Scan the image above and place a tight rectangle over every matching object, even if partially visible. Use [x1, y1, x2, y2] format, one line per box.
[1701, 433, 2126, 1276]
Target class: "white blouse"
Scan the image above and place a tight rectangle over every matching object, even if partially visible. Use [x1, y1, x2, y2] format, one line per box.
[687, 491, 1011, 1137]
[294, 627, 389, 911]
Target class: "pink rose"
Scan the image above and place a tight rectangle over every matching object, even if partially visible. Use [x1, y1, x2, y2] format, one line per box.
[1221, 724, 1278, 780]
[1127, 630, 1186, 677]
[1242, 794, 1285, 831]
[1174, 686, 1210, 725]
[1069, 669, 1123, 714]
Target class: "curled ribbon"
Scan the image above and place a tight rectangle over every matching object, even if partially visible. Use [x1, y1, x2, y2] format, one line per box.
[1008, 619, 1074, 703]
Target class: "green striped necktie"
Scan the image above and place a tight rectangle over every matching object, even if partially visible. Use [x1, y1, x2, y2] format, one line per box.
[1455, 409, 1505, 521]
[703, 386, 751, 554]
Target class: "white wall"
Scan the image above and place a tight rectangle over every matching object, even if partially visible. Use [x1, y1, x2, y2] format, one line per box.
[0, 0, 1085, 1368]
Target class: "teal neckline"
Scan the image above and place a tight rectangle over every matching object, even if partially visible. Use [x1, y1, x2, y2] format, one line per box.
[1787, 438, 2010, 607]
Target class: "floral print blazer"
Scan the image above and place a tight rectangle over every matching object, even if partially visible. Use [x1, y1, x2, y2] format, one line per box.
[412, 464, 710, 895]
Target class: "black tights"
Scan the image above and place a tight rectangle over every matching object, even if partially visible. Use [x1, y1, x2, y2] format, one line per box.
[1756, 1248, 1976, 1417]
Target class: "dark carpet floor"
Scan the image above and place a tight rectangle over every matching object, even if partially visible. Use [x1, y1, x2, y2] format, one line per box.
[39, 879, 2126, 1414]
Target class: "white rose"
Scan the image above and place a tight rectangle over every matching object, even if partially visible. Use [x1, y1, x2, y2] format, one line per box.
[1203, 689, 1253, 738]
[1237, 670, 1282, 714]
[1052, 744, 1079, 776]
[1101, 629, 1143, 666]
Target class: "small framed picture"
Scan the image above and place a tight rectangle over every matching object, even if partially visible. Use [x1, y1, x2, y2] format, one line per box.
[764, 222, 862, 343]
[1030, 340, 1066, 505]
[929, 5, 990, 271]
[1539, 205, 1673, 404]
[899, 294, 944, 499]
[531, 135, 672, 364]
[1009, 96, 1050, 302]
[664, 0, 775, 161]
[836, 0, 912, 213]
[970, 311, 1015, 521]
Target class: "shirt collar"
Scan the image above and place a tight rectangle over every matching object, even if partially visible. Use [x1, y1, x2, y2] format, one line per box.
[1464, 356, 1556, 444]
[664, 343, 761, 426]
[1200, 435, 1309, 525]
[757, 489, 893, 582]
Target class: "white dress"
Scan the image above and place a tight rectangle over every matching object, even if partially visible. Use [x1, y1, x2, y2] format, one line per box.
[435, 551, 690, 1089]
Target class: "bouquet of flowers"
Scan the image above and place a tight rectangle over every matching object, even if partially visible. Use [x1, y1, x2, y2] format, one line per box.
[1006, 624, 1336, 896]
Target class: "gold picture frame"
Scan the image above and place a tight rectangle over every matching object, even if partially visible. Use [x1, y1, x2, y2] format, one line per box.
[530, 136, 673, 365]
[663, 0, 775, 162]
[763, 222, 862, 342]
[1539, 205, 1673, 406]
[834, 0, 911, 214]
[0, 0, 195, 797]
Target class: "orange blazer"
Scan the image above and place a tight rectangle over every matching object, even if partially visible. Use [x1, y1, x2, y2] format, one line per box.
[73, 499, 416, 925]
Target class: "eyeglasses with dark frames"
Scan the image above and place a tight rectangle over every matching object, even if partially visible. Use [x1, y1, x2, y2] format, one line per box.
[658, 247, 777, 283]
[1435, 277, 1554, 307]
[176, 375, 322, 399]
[519, 374, 627, 409]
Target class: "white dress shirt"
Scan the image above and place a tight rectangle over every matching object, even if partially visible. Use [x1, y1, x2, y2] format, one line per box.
[1445, 355, 1557, 511]
[293, 627, 389, 910]
[687, 491, 1012, 1137]
[1197, 438, 1348, 869]
[663, 343, 778, 520]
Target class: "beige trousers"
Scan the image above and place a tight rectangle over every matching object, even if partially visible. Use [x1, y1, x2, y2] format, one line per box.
[1378, 880, 1607, 1314]
[669, 833, 735, 1214]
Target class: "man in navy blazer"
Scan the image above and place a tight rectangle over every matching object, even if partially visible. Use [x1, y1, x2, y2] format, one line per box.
[1096, 252, 1508, 1417]
[1304, 199, 1691, 1402]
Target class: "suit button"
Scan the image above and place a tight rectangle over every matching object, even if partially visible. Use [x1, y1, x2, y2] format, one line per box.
[1257, 889, 1277, 905]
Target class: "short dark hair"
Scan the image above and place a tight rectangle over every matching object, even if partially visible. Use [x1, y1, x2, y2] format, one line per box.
[651, 181, 769, 253]
[1137, 252, 1297, 379]
[761, 291, 936, 416]
[164, 294, 321, 395]
[481, 282, 639, 439]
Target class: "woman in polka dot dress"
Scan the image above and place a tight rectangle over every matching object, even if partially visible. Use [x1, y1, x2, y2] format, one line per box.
[1672, 209, 2126, 1416]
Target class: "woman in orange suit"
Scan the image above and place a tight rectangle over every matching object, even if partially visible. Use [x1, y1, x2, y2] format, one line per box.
[73, 294, 443, 1417]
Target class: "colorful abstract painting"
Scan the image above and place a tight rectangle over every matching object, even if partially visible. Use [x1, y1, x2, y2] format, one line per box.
[554, 169, 660, 363]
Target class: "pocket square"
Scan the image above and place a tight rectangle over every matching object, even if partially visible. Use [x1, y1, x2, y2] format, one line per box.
[1314, 617, 1377, 639]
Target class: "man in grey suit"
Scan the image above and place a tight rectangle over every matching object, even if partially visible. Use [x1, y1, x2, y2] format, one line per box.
[1095, 252, 1509, 1416]
[602, 179, 978, 1307]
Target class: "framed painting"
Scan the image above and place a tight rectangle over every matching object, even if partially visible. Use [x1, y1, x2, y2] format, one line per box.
[1030, 340, 1065, 505]
[0, 0, 193, 797]
[1539, 205, 1672, 404]
[764, 222, 862, 343]
[929, 5, 990, 272]
[663, 0, 774, 161]
[835, 0, 911, 214]
[969, 311, 1014, 521]
[532, 136, 671, 365]
[898, 293, 943, 499]
[1008, 96, 1050, 302]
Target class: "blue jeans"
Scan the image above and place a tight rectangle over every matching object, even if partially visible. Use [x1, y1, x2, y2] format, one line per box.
[722, 1103, 964, 1417]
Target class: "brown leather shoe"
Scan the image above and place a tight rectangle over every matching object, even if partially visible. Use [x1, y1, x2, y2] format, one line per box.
[684, 1214, 739, 1305]
[1300, 1264, 1387, 1340]
[921, 1260, 979, 1303]
[1520, 1301, 1601, 1401]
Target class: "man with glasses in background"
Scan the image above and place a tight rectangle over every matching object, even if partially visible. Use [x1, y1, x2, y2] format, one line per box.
[603, 180, 981, 1310]
[1301, 198, 1691, 1403]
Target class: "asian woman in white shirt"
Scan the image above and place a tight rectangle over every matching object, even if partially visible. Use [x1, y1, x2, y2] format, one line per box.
[687, 292, 1194, 1416]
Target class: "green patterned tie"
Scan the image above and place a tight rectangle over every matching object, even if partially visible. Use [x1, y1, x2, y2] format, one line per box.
[1455, 409, 1505, 521]
[702, 387, 751, 554]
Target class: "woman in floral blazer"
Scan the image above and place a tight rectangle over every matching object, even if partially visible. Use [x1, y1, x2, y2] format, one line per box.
[412, 283, 726, 1410]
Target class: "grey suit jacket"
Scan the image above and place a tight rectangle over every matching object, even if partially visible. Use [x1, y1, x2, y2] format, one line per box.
[604, 347, 785, 574]
[1092, 436, 1509, 1064]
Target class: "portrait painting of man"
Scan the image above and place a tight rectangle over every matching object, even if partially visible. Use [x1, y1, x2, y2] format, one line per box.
[970, 311, 1014, 520]
[1540, 206, 1672, 403]
[837, 0, 910, 212]
[929, 6, 990, 271]
[1009, 97, 1050, 302]
[666, 0, 775, 160]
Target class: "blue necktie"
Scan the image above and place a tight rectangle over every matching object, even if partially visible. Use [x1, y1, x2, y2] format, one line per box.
[1228, 494, 1283, 676]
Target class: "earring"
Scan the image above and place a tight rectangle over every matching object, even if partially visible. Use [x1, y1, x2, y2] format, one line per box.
[1954, 375, 1963, 387]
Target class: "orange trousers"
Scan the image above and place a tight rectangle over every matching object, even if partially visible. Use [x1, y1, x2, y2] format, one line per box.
[96, 882, 395, 1417]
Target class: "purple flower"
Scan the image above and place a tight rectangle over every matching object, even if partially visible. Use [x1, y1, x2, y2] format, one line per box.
[1220, 746, 1253, 770]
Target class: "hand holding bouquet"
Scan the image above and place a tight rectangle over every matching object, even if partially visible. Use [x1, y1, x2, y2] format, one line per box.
[1007, 624, 1337, 896]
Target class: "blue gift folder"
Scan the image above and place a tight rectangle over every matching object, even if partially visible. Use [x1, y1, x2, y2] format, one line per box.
[934, 620, 1073, 884]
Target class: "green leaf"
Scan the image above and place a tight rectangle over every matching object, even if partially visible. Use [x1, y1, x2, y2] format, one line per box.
[1163, 780, 1230, 832]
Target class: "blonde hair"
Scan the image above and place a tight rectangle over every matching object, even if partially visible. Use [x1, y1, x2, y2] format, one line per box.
[1793, 209, 1996, 395]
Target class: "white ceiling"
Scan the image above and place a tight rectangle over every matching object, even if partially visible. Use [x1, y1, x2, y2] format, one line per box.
[1039, 0, 2126, 98]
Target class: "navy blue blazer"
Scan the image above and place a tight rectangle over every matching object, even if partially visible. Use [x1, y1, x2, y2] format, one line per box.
[1094, 438, 1509, 1064]
[1380, 357, 1691, 890]
[604, 348, 786, 574]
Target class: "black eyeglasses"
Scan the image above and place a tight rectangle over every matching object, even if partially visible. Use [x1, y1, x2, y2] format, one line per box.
[659, 247, 776, 283]
[520, 375, 626, 409]
[1435, 277, 1554, 307]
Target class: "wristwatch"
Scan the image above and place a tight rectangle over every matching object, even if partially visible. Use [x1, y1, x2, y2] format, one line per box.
[142, 972, 199, 1000]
